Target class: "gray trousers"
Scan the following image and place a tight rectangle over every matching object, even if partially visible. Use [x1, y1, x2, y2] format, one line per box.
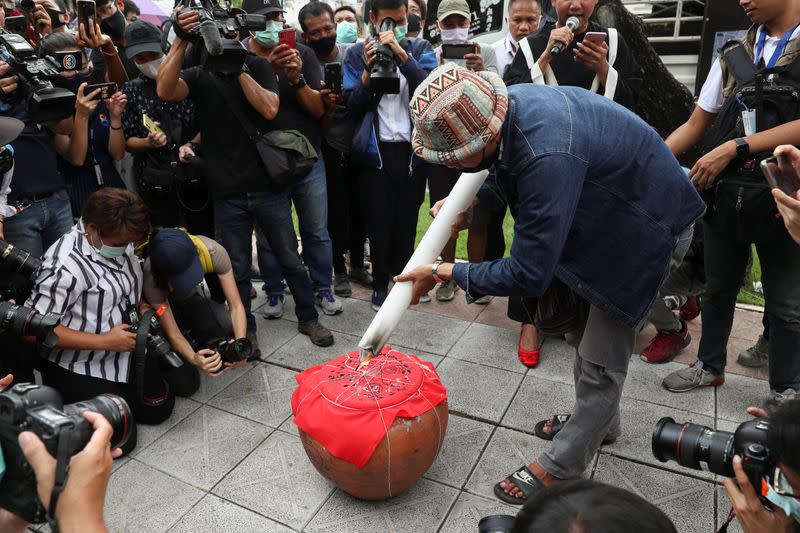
[648, 244, 705, 332]
[538, 227, 693, 479]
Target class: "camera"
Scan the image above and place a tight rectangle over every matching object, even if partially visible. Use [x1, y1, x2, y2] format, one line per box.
[0, 299, 60, 348]
[0, 383, 133, 523]
[0, 239, 42, 305]
[370, 17, 401, 94]
[478, 515, 515, 533]
[652, 417, 772, 497]
[209, 337, 252, 372]
[0, 29, 80, 122]
[173, 0, 267, 73]
[123, 305, 184, 368]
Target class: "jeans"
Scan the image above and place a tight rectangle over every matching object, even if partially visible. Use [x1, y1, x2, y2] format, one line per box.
[698, 220, 800, 391]
[257, 155, 333, 293]
[322, 141, 365, 274]
[3, 189, 73, 257]
[214, 192, 318, 331]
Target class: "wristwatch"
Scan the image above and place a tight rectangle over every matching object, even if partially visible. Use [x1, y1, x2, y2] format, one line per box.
[432, 260, 444, 284]
[735, 137, 750, 158]
[290, 74, 307, 90]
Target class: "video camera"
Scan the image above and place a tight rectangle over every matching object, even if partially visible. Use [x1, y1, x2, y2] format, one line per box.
[173, 0, 267, 73]
[652, 416, 772, 499]
[0, 383, 133, 523]
[123, 305, 184, 368]
[370, 18, 400, 94]
[0, 29, 79, 122]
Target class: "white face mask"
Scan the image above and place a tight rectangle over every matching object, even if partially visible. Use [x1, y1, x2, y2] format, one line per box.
[137, 55, 165, 80]
[440, 27, 469, 44]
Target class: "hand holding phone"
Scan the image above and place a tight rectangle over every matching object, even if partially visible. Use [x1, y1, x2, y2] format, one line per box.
[762, 155, 800, 195]
[143, 113, 163, 135]
[279, 28, 295, 49]
[324, 62, 342, 94]
[76, 0, 96, 35]
[441, 43, 477, 59]
[84, 82, 117, 101]
[583, 31, 607, 45]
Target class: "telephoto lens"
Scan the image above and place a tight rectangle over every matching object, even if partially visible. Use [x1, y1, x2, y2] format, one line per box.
[478, 514, 516, 533]
[0, 300, 60, 348]
[0, 240, 42, 278]
[64, 394, 134, 450]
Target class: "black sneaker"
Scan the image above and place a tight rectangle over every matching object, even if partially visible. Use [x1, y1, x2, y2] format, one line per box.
[371, 289, 388, 311]
[298, 321, 334, 347]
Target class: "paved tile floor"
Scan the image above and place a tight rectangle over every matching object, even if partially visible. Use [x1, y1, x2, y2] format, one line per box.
[50, 285, 769, 532]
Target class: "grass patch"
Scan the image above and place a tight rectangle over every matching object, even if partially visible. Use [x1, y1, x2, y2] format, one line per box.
[738, 245, 765, 307]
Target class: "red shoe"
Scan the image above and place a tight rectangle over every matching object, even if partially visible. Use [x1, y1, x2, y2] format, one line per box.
[640, 321, 692, 364]
[518, 339, 540, 368]
[679, 295, 701, 322]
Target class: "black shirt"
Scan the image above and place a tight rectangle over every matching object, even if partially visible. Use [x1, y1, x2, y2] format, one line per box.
[181, 54, 278, 198]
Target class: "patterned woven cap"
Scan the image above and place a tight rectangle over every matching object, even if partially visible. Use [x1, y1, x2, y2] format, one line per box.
[411, 63, 508, 166]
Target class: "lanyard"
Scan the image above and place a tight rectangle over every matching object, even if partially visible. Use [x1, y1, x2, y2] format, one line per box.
[755, 24, 800, 68]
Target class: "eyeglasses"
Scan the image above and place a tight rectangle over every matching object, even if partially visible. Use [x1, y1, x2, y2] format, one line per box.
[772, 467, 800, 500]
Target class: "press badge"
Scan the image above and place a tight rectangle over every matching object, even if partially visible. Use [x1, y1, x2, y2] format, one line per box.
[742, 109, 757, 136]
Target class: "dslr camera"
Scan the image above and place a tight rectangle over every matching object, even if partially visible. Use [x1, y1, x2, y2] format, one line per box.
[0, 383, 133, 523]
[123, 305, 184, 368]
[173, 0, 267, 73]
[370, 18, 401, 94]
[0, 29, 80, 122]
[208, 336, 253, 373]
[653, 416, 772, 497]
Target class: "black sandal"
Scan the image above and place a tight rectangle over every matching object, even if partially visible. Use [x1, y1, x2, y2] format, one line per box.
[493, 465, 545, 505]
[534, 414, 617, 444]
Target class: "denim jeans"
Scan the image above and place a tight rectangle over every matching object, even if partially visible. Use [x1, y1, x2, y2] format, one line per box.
[698, 220, 800, 391]
[3, 189, 73, 257]
[257, 155, 333, 293]
[214, 192, 318, 331]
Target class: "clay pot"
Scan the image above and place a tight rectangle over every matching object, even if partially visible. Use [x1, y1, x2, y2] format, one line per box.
[299, 400, 448, 500]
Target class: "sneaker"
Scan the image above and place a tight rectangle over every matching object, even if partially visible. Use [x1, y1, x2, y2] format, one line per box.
[419, 292, 431, 303]
[737, 335, 770, 368]
[249, 284, 257, 300]
[349, 266, 373, 287]
[679, 295, 701, 322]
[474, 294, 492, 305]
[261, 294, 284, 319]
[640, 321, 691, 364]
[247, 330, 261, 359]
[298, 320, 334, 347]
[765, 388, 797, 414]
[662, 360, 725, 392]
[436, 280, 458, 302]
[371, 289, 388, 311]
[333, 273, 352, 297]
[315, 289, 343, 315]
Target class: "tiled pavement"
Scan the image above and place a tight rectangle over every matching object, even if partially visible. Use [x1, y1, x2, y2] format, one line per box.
[69, 284, 769, 532]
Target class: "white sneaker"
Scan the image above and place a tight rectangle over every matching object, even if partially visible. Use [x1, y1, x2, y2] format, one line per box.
[315, 289, 343, 315]
[262, 294, 284, 319]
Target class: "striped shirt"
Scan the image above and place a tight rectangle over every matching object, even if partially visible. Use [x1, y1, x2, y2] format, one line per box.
[26, 221, 143, 383]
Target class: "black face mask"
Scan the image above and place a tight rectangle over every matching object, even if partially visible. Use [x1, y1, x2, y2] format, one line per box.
[47, 8, 66, 30]
[51, 74, 90, 94]
[100, 9, 126, 39]
[308, 35, 336, 56]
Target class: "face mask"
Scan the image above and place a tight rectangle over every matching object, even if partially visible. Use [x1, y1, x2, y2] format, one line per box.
[48, 8, 66, 30]
[100, 9, 126, 39]
[336, 21, 358, 43]
[394, 23, 408, 41]
[766, 485, 800, 523]
[440, 27, 469, 44]
[255, 20, 283, 48]
[308, 35, 336, 56]
[137, 55, 164, 79]
[98, 237, 127, 259]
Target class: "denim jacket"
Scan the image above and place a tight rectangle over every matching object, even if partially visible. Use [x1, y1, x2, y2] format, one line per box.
[452, 84, 706, 328]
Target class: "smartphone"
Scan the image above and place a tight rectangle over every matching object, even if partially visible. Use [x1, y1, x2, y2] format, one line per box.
[4, 16, 27, 38]
[324, 62, 342, 94]
[76, 0, 96, 32]
[761, 155, 800, 195]
[441, 43, 476, 59]
[583, 31, 607, 44]
[142, 114, 163, 135]
[84, 82, 117, 100]
[279, 28, 295, 49]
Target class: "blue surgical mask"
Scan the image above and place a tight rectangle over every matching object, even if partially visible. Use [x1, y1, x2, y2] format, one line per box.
[394, 23, 408, 41]
[336, 21, 358, 44]
[766, 484, 800, 523]
[255, 20, 283, 48]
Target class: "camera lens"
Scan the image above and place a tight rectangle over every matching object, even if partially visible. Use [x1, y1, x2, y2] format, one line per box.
[478, 515, 515, 533]
[69, 394, 134, 450]
[652, 417, 734, 476]
[0, 241, 42, 277]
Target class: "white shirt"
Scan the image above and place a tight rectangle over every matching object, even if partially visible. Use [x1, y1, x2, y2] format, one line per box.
[494, 34, 518, 78]
[377, 70, 411, 142]
[27, 222, 143, 383]
[698, 25, 800, 113]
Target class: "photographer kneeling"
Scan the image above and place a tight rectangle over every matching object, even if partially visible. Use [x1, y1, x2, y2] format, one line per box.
[26, 188, 196, 452]
[142, 228, 249, 375]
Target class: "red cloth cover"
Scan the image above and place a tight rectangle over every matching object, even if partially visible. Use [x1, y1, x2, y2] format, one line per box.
[291, 346, 448, 467]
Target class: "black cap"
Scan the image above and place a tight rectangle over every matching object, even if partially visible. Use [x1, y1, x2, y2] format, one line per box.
[124, 20, 164, 60]
[242, 0, 283, 15]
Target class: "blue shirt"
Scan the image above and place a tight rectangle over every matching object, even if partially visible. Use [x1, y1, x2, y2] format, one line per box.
[452, 84, 706, 328]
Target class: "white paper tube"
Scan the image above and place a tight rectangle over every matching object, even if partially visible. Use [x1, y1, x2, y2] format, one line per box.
[358, 170, 489, 358]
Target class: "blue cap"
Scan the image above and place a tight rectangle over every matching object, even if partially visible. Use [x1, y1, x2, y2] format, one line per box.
[149, 229, 204, 294]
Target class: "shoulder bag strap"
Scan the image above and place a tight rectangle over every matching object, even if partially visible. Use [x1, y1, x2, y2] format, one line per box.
[721, 40, 759, 87]
[210, 74, 262, 140]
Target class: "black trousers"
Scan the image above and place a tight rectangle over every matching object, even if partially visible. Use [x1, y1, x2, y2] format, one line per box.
[359, 142, 423, 290]
[322, 141, 366, 275]
[508, 296, 537, 325]
[170, 292, 233, 347]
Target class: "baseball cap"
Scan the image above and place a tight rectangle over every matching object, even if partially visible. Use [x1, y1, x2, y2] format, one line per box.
[124, 20, 164, 59]
[242, 0, 284, 15]
[437, 0, 470, 21]
[149, 229, 204, 295]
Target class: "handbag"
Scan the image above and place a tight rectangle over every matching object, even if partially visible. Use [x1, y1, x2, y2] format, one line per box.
[351, 109, 382, 169]
[212, 76, 318, 186]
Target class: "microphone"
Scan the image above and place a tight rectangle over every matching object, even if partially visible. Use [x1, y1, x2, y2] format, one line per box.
[199, 17, 223, 56]
[550, 16, 580, 56]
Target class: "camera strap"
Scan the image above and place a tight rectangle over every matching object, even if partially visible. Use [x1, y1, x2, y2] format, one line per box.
[716, 508, 736, 533]
[133, 309, 154, 401]
[46, 428, 75, 533]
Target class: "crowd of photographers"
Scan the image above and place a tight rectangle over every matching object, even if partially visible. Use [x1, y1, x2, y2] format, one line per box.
[0, 0, 797, 531]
